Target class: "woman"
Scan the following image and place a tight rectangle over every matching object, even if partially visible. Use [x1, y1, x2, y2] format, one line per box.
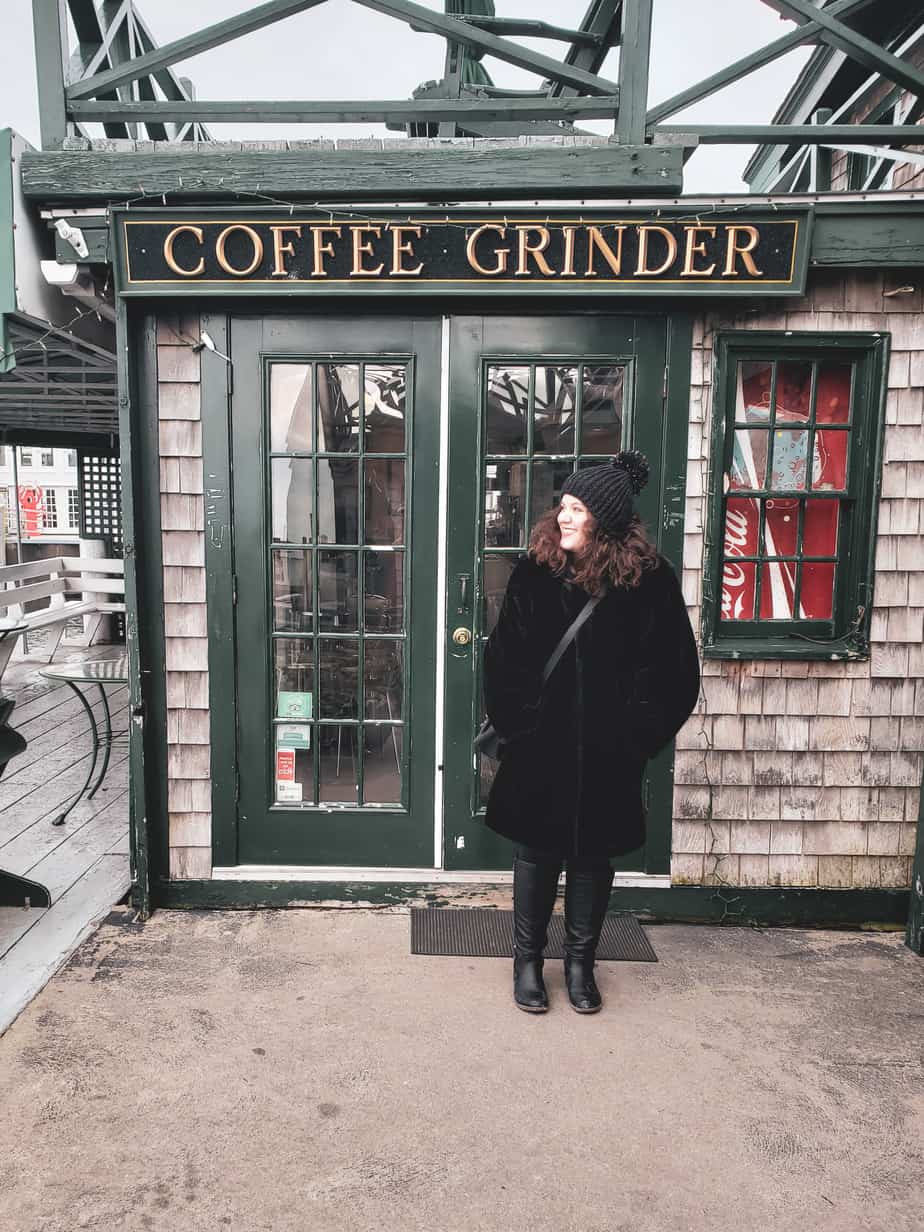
[483, 450, 700, 1014]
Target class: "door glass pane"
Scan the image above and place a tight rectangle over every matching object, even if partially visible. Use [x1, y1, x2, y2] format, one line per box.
[729, 429, 768, 490]
[801, 562, 835, 619]
[760, 560, 797, 619]
[274, 639, 314, 719]
[273, 549, 312, 632]
[270, 363, 313, 453]
[736, 361, 772, 422]
[770, 429, 809, 490]
[814, 429, 848, 490]
[317, 459, 359, 544]
[803, 500, 840, 556]
[534, 365, 576, 453]
[364, 364, 406, 452]
[486, 365, 529, 454]
[365, 458, 405, 544]
[484, 461, 526, 547]
[482, 554, 517, 635]
[530, 459, 572, 527]
[363, 727, 403, 804]
[318, 726, 358, 803]
[275, 729, 312, 805]
[317, 363, 361, 452]
[365, 551, 404, 632]
[580, 365, 624, 454]
[364, 639, 404, 719]
[319, 639, 358, 719]
[762, 499, 798, 557]
[318, 550, 358, 632]
[775, 361, 812, 423]
[815, 363, 852, 423]
[271, 458, 312, 543]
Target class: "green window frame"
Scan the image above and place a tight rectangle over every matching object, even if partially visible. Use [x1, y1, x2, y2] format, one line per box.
[703, 331, 889, 661]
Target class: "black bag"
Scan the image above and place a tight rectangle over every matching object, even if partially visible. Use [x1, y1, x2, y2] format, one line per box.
[474, 591, 604, 763]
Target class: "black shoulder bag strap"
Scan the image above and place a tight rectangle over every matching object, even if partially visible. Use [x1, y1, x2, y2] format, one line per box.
[540, 589, 605, 685]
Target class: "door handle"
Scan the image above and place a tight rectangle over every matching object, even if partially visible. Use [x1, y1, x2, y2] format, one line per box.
[457, 573, 471, 613]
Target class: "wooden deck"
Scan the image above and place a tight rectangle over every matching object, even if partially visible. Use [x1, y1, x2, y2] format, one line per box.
[0, 643, 130, 1035]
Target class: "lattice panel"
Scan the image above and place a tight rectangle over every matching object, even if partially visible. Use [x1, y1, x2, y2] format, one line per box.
[78, 452, 122, 555]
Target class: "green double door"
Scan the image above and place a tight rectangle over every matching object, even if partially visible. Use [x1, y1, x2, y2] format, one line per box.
[224, 312, 671, 871]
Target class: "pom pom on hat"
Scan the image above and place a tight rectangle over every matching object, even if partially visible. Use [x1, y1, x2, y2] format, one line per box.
[612, 449, 649, 496]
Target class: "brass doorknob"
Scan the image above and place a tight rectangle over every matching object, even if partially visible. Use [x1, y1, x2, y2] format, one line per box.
[452, 627, 472, 646]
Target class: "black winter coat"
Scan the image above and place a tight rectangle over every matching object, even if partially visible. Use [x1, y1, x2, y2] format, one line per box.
[483, 553, 700, 858]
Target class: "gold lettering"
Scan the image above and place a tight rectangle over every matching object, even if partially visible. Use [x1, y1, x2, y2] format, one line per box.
[465, 224, 509, 276]
[515, 226, 554, 277]
[390, 225, 424, 276]
[722, 225, 763, 277]
[270, 225, 302, 277]
[561, 226, 577, 277]
[311, 225, 342, 278]
[635, 225, 678, 277]
[584, 225, 625, 277]
[680, 225, 717, 277]
[350, 226, 384, 277]
[215, 225, 263, 277]
[163, 224, 205, 277]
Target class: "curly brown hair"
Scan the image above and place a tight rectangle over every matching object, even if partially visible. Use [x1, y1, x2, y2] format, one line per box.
[529, 506, 659, 594]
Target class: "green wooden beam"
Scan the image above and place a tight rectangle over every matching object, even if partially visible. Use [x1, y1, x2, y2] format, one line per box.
[32, 0, 70, 147]
[762, 0, 924, 100]
[646, 0, 875, 125]
[616, 0, 652, 144]
[20, 143, 682, 201]
[349, 0, 620, 95]
[551, 0, 622, 100]
[70, 96, 621, 124]
[66, 0, 330, 101]
[908, 763, 924, 954]
[811, 206, 924, 267]
[654, 123, 924, 143]
[460, 17, 601, 46]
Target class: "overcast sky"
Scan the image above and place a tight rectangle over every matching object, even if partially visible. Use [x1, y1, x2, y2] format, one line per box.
[0, 0, 813, 193]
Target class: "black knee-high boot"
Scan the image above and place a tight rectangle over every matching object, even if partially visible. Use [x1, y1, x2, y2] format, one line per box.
[563, 862, 615, 1013]
[512, 855, 561, 1012]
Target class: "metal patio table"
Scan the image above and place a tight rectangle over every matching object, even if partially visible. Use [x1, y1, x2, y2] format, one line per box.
[0, 618, 27, 684]
[39, 656, 128, 827]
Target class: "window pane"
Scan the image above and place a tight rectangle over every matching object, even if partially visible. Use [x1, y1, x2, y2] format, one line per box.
[482, 554, 517, 635]
[364, 639, 404, 720]
[317, 459, 358, 544]
[274, 639, 314, 719]
[814, 429, 848, 490]
[775, 361, 812, 423]
[272, 549, 312, 632]
[770, 429, 809, 490]
[580, 365, 624, 454]
[801, 562, 836, 619]
[530, 459, 573, 530]
[317, 551, 358, 632]
[486, 365, 529, 454]
[534, 366, 576, 454]
[271, 458, 312, 544]
[720, 560, 756, 621]
[364, 364, 406, 452]
[365, 458, 404, 544]
[318, 726, 358, 803]
[736, 361, 772, 422]
[760, 560, 796, 620]
[763, 499, 798, 557]
[816, 363, 852, 424]
[363, 727, 403, 804]
[270, 363, 313, 452]
[319, 639, 358, 719]
[484, 461, 526, 548]
[364, 551, 404, 632]
[803, 500, 840, 556]
[729, 429, 769, 490]
[274, 729, 312, 805]
[317, 363, 361, 453]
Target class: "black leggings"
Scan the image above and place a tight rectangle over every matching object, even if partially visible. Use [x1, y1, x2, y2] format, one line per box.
[515, 843, 613, 876]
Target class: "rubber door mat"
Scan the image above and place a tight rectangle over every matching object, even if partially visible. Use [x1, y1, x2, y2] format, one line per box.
[410, 908, 657, 962]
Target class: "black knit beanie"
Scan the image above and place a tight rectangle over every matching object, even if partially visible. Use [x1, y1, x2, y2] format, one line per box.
[560, 450, 650, 537]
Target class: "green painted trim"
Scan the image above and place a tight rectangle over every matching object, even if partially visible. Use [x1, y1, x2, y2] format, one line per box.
[907, 766, 924, 954]
[702, 330, 887, 661]
[155, 877, 909, 927]
[811, 211, 924, 268]
[0, 129, 17, 375]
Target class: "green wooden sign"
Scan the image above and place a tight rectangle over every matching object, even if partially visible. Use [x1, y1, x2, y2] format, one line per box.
[113, 207, 812, 298]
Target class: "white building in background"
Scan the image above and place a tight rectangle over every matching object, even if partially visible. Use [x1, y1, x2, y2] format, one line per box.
[0, 445, 81, 553]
